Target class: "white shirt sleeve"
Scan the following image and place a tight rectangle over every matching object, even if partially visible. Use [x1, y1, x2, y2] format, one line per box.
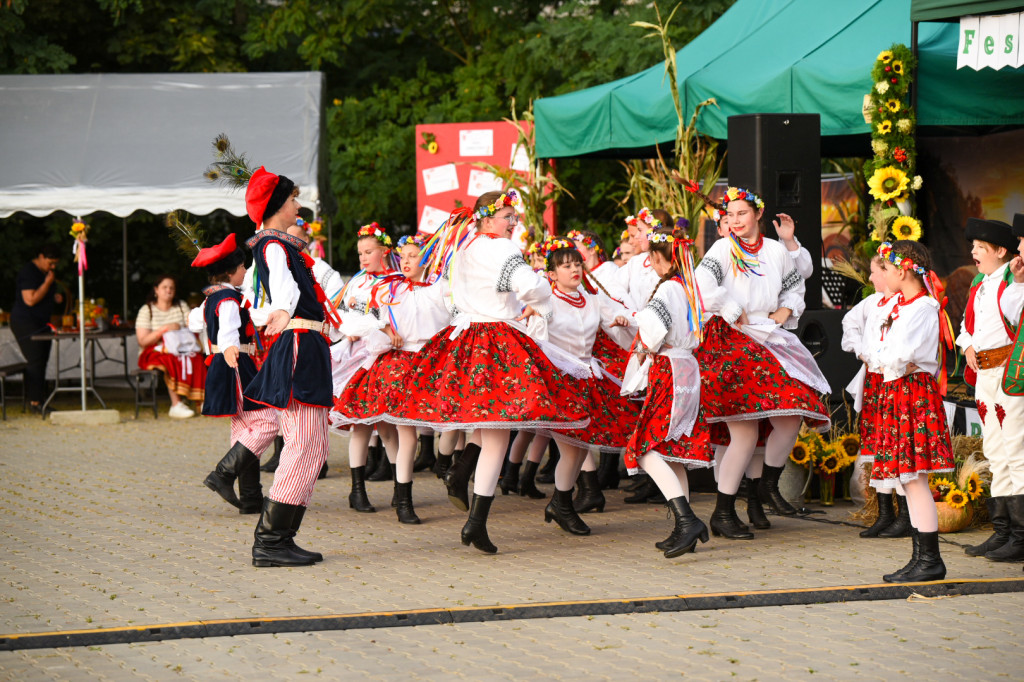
[215, 299, 241, 350]
[187, 302, 206, 334]
[791, 245, 814, 280]
[508, 256, 553, 317]
[263, 242, 300, 317]
[695, 246, 743, 324]
[1001, 281, 1024, 327]
[841, 296, 871, 357]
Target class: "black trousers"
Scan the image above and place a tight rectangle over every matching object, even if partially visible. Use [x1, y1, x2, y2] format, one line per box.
[9, 317, 51, 404]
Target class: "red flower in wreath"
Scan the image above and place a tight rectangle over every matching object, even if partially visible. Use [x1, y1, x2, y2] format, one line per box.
[977, 401, 988, 423]
[995, 404, 1007, 427]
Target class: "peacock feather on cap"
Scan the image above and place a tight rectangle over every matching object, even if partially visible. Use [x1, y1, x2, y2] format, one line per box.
[204, 133, 256, 190]
[165, 210, 206, 256]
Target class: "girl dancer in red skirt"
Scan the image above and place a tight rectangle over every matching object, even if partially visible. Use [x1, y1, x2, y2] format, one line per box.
[528, 237, 638, 536]
[690, 186, 830, 540]
[871, 240, 954, 582]
[389, 190, 591, 554]
[841, 255, 903, 538]
[621, 225, 712, 558]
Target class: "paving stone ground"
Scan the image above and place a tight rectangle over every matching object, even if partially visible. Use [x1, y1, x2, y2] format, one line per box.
[1, 406, 1022, 680]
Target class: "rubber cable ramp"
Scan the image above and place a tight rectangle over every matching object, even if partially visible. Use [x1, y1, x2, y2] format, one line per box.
[2, 578, 1022, 651]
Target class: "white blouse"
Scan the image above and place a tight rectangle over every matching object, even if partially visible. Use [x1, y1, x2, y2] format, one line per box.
[546, 287, 635, 364]
[955, 263, 1024, 354]
[615, 253, 661, 312]
[696, 236, 806, 329]
[188, 295, 241, 351]
[869, 295, 941, 382]
[380, 280, 453, 352]
[450, 234, 552, 322]
[634, 279, 700, 353]
[842, 292, 897, 372]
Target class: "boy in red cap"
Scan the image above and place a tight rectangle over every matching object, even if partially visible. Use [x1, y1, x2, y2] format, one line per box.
[189, 233, 280, 515]
[243, 166, 338, 567]
[958, 217, 1024, 562]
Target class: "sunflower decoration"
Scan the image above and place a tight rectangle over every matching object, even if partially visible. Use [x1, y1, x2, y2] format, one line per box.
[890, 215, 922, 241]
[964, 473, 984, 501]
[878, 50, 893, 63]
[892, 61, 904, 75]
[838, 433, 861, 459]
[885, 99, 901, 113]
[817, 449, 843, 475]
[790, 441, 812, 468]
[929, 476, 957, 498]
[867, 166, 910, 202]
[945, 487, 968, 509]
[876, 120, 893, 135]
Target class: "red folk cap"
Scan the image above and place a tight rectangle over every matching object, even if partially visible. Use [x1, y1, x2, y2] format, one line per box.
[245, 166, 278, 225]
[191, 233, 238, 268]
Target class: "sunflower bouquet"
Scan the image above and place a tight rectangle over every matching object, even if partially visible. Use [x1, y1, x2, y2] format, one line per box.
[930, 439, 989, 531]
[789, 429, 860, 506]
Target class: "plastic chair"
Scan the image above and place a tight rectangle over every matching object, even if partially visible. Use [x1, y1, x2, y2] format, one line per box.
[131, 368, 161, 419]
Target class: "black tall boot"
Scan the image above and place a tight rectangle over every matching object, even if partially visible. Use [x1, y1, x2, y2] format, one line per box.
[499, 461, 521, 495]
[434, 449, 456, 479]
[461, 493, 497, 554]
[965, 496, 1010, 556]
[860, 492, 896, 538]
[236, 453, 264, 515]
[390, 464, 399, 507]
[883, 529, 921, 582]
[536, 442, 559, 484]
[394, 481, 421, 525]
[518, 460, 547, 499]
[878, 494, 911, 537]
[317, 461, 329, 480]
[710, 492, 755, 539]
[260, 436, 283, 473]
[445, 443, 481, 511]
[624, 477, 665, 504]
[545, 488, 591, 535]
[985, 495, 1024, 562]
[758, 464, 798, 516]
[252, 499, 316, 567]
[204, 441, 258, 510]
[662, 496, 710, 558]
[745, 478, 771, 530]
[891, 530, 946, 582]
[597, 451, 621, 490]
[412, 433, 436, 472]
[289, 506, 323, 562]
[367, 446, 393, 481]
[573, 470, 606, 514]
[348, 465, 376, 513]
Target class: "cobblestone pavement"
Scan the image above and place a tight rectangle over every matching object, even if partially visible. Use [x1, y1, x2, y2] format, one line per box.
[1, 411, 1022, 680]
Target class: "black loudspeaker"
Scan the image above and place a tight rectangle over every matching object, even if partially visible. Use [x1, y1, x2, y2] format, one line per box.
[727, 113, 822, 311]
[794, 309, 862, 402]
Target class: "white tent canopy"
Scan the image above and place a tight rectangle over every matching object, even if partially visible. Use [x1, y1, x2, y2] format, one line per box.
[0, 72, 325, 219]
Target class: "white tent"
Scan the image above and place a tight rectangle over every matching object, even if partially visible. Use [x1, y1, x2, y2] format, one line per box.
[0, 72, 326, 218]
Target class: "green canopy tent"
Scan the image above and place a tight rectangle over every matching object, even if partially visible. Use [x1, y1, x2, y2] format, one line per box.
[534, 0, 1024, 158]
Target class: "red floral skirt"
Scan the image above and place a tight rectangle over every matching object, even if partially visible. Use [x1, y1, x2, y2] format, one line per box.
[696, 317, 828, 427]
[624, 355, 711, 474]
[332, 350, 416, 425]
[858, 371, 884, 460]
[592, 329, 629, 381]
[386, 322, 590, 430]
[542, 373, 640, 452]
[139, 347, 206, 402]
[870, 372, 953, 488]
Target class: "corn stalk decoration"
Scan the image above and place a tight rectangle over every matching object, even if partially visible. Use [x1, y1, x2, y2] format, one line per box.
[470, 99, 572, 246]
[624, 3, 724, 241]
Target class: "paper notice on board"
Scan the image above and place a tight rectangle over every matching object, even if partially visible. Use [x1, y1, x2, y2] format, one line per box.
[459, 129, 493, 157]
[467, 169, 504, 197]
[422, 163, 459, 196]
[510, 143, 530, 172]
[418, 206, 451, 235]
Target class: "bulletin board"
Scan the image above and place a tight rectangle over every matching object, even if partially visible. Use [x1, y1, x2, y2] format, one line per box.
[414, 121, 554, 240]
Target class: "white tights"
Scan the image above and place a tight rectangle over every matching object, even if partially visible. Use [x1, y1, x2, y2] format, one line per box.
[472, 428, 511, 497]
[508, 430, 535, 465]
[438, 430, 462, 457]
[395, 425, 418, 483]
[895, 474, 938, 533]
[554, 444, 587, 491]
[581, 451, 598, 473]
[348, 424, 399, 469]
[639, 452, 690, 500]
[716, 416, 802, 494]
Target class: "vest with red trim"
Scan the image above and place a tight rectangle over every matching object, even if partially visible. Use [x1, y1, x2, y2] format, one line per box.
[963, 267, 1018, 387]
[200, 286, 260, 417]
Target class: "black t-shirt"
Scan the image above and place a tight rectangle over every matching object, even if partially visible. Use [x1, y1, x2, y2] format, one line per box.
[11, 262, 55, 327]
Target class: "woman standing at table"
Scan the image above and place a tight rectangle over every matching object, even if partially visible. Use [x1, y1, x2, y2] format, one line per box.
[135, 274, 205, 418]
[11, 243, 63, 414]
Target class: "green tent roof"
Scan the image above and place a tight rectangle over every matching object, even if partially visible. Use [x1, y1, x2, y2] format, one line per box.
[911, 0, 1023, 22]
[535, 0, 1024, 157]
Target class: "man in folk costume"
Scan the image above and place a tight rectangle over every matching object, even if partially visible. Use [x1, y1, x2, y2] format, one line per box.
[958, 217, 1024, 562]
[186, 233, 281, 515]
[243, 166, 340, 567]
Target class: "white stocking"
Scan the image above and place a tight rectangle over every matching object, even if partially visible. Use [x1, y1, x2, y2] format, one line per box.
[746, 448, 765, 479]
[473, 428, 510, 497]
[901, 475, 938, 533]
[717, 420, 759, 495]
[713, 445, 726, 481]
[457, 430, 467, 450]
[581, 451, 598, 473]
[554, 444, 587, 491]
[527, 434, 549, 464]
[348, 424, 372, 468]
[639, 452, 689, 500]
[508, 430, 535, 464]
[764, 416, 801, 468]
[377, 422, 398, 464]
[438, 430, 460, 456]
[395, 425, 418, 483]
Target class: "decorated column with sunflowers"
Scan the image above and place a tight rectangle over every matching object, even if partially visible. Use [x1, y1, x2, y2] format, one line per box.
[863, 45, 925, 249]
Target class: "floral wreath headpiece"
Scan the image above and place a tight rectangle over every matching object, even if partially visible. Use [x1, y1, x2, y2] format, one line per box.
[625, 207, 662, 229]
[474, 190, 521, 220]
[527, 242, 542, 256]
[541, 237, 578, 269]
[357, 221, 393, 248]
[397, 234, 427, 250]
[877, 242, 926, 276]
[714, 187, 765, 223]
[566, 230, 602, 254]
[619, 229, 630, 242]
[648, 232, 676, 245]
